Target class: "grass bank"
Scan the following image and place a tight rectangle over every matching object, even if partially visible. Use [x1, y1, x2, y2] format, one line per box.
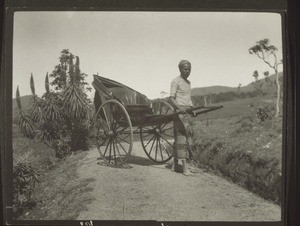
[12, 125, 95, 220]
[192, 115, 282, 204]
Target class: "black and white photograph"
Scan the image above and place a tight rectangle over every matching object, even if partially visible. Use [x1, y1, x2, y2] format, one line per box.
[8, 10, 285, 223]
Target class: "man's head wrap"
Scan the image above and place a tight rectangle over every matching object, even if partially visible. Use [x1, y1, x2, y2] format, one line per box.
[178, 60, 191, 69]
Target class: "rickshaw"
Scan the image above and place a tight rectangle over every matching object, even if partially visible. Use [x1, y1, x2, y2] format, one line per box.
[92, 74, 223, 166]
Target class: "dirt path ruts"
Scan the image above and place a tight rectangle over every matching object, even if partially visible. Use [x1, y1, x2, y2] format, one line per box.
[76, 142, 280, 221]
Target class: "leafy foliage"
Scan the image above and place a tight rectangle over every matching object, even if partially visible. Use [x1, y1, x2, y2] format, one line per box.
[16, 86, 35, 138]
[16, 49, 93, 156]
[253, 70, 259, 80]
[13, 163, 39, 208]
[53, 134, 72, 158]
[255, 103, 276, 122]
[16, 110, 35, 139]
[50, 49, 90, 91]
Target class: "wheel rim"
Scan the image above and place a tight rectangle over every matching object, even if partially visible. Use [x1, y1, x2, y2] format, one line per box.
[140, 100, 174, 163]
[95, 99, 133, 166]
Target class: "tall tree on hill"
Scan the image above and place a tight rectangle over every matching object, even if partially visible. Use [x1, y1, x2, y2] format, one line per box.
[252, 70, 263, 96]
[237, 83, 241, 93]
[264, 71, 270, 83]
[253, 70, 259, 81]
[249, 39, 282, 117]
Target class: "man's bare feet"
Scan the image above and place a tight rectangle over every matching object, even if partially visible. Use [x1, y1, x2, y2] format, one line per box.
[183, 170, 194, 176]
[171, 164, 175, 172]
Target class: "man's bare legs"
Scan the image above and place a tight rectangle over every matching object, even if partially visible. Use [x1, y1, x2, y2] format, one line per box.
[172, 158, 193, 176]
[182, 159, 193, 176]
[172, 158, 179, 171]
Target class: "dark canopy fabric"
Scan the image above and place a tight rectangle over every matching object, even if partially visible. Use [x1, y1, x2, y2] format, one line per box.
[93, 74, 151, 106]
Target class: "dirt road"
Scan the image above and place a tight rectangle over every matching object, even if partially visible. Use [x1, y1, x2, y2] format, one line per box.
[76, 142, 280, 221]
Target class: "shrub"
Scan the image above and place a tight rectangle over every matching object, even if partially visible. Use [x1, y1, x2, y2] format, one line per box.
[53, 134, 72, 158]
[256, 103, 275, 122]
[13, 163, 39, 214]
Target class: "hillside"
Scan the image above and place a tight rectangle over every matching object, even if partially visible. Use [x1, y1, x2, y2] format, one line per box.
[191, 86, 236, 96]
[192, 72, 283, 96]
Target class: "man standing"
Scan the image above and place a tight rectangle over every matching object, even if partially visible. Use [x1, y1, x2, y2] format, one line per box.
[169, 60, 194, 176]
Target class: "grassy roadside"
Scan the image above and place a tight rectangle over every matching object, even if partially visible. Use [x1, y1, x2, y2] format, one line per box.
[192, 113, 282, 204]
[12, 125, 95, 220]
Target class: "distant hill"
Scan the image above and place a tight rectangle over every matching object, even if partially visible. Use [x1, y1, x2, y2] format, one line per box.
[191, 72, 283, 96]
[192, 86, 236, 96]
[12, 95, 33, 120]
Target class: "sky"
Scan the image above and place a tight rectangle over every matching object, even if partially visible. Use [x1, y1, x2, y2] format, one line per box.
[13, 11, 283, 99]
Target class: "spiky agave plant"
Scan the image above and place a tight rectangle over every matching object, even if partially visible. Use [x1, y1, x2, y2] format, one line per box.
[62, 82, 91, 151]
[60, 54, 92, 151]
[32, 73, 65, 146]
[16, 86, 34, 138]
[30, 74, 45, 125]
[42, 73, 63, 124]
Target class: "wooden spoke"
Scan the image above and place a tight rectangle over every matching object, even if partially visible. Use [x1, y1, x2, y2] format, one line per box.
[115, 135, 131, 145]
[159, 135, 174, 150]
[102, 138, 110, 157]
[160, 123, 173, 131]
[114, 137, 128, 155]
[97, 136, 110, 148]
[144, 135, 156, 148]
[108, 138, 112, 163]
[148, 136, 157, 157]
[158, 138, 163, 161]
[115, 126, 129, 134]
[112, 138, 117, 165]
[160, 139, 171, 157]
[117, 133, 131, 142]
[114, 140, 124, 165]
[155, 137, 159, 161]
[160, 133, 174, 139]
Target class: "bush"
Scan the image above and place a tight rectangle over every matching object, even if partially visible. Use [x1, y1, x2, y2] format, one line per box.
[13, 163, 39, 215]
[53, 135, 72, 158]
[256, 103, 275, 122]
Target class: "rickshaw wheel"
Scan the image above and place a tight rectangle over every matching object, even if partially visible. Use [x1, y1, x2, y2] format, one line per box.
[95, 99, 133, 166]
[140, 99, 175, 163]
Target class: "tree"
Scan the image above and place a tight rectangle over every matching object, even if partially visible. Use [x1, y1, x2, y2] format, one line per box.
[263, 71, 270, 81]
[237, 83, 242, 93]
[16, 50, 92, 157]
[251, 70, 263, 96]
[253, 70, 259, 81]
[249, 39, 282, 117]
